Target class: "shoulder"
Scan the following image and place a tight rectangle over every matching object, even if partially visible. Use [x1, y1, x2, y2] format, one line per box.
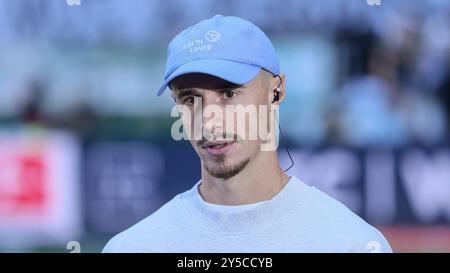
[291, 178, 393, 252]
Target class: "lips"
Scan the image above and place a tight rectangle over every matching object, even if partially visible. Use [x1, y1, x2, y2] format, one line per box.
[202, 140, 235, 148]
[201, 140, 236, 155]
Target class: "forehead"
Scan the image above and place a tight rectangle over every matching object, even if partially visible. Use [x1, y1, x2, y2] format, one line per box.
[170, 73, 243, 91]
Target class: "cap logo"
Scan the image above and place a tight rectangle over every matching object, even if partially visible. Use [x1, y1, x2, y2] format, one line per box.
[181, 30, 221, 54]
[204, 30, 221, 42]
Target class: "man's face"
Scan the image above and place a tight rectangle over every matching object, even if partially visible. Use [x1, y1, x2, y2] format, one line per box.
[171, 70, 282, 179]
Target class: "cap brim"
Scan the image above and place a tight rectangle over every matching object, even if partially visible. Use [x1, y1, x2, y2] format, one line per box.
[156, 59, 261, 96]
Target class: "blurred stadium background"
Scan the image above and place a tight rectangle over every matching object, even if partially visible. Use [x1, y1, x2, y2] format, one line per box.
[0, 0, 449, 252]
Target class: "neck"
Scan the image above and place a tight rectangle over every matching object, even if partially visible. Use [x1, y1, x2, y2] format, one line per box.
[199, 151, 289, 205]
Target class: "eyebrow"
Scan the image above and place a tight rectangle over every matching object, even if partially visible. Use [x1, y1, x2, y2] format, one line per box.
[174, 89, 201, 100]
[173, 85, 245, 100]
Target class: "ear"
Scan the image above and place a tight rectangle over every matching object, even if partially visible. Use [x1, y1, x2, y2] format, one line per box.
[170, 90, 177, 104]
[270, 73, 286, 107]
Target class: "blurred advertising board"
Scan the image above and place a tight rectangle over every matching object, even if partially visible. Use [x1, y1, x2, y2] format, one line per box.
[84, 142, 167, 233]
[0, 129, 81, 247]
[282, 146, 450, 225]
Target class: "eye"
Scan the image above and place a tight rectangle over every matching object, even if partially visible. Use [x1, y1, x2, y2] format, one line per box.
[223, 90, 237, 99]
[182, 96, 196, 106]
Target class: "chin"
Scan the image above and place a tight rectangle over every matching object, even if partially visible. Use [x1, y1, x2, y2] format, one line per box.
[204, 158, 250, 179]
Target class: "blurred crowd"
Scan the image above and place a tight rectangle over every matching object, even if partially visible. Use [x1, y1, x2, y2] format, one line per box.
[0, 0, 448, 147]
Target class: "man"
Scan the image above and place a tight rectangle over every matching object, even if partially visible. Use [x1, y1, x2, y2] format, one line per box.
[103, 15, 392, 253]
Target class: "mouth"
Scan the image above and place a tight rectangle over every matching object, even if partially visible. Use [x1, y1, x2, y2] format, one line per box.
[201, 140, 236, 155]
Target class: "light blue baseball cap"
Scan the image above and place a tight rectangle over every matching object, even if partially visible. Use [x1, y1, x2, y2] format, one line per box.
[156, 15, 280, 96]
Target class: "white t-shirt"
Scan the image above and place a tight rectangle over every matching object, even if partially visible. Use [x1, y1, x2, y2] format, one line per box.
[196, 183, 268, 213]
[103, 176, 392, 253]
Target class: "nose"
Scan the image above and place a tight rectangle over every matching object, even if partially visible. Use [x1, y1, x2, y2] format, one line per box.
[201, 93, 225, 138]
